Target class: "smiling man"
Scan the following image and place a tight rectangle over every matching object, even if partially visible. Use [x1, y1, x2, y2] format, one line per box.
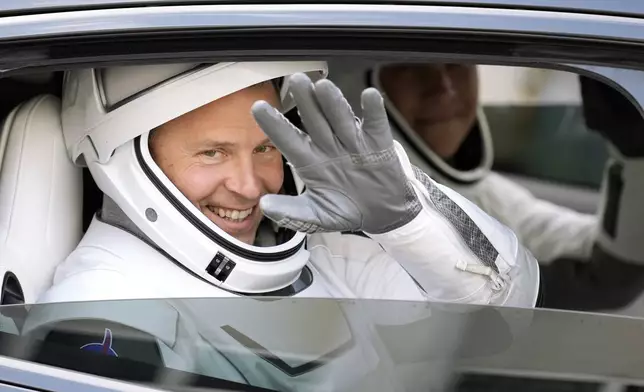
[379, 63, 478, 159]
[148, 81, 283, 245]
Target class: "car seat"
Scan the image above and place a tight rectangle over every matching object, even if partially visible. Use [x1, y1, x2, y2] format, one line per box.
[0, 94, 83, 305]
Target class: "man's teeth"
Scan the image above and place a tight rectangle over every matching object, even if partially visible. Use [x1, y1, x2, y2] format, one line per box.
[211, 207, 253, 221]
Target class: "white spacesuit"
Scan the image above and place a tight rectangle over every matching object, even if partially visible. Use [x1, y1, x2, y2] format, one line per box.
[23, 61, 540, 391]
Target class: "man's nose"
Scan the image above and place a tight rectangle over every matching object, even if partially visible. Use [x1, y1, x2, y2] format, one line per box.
[424, 65, 456, 98]
[224, 158, 262, 201]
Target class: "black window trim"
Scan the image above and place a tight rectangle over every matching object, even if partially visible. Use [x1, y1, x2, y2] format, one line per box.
[1, 3, 644, 76]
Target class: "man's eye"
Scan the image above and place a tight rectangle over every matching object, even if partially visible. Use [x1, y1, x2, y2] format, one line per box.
[202, 150, 221, 158]
[255, 145, 275, 154]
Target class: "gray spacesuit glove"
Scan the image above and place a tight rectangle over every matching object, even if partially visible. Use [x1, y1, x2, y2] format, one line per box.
[251, 73, 421, 234]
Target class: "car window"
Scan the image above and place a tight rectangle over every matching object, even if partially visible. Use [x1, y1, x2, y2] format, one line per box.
[479, 65, 609, 190]
[1, 298, 643, 391]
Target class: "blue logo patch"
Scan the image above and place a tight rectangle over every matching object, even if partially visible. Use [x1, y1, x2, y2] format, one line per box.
[80, 328, 118, 357]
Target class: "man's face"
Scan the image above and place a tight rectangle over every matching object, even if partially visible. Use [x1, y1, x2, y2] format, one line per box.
[379, 63, 479, 159]
[149, 82, 284, 245]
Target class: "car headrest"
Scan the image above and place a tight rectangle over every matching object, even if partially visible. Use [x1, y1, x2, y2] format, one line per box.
[0, 95, 83, 304]
[580, 75, 644, 158]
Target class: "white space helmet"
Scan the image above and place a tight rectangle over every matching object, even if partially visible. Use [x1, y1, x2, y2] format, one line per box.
[61, 61, 328, 294]
[370, 64, 493, 185]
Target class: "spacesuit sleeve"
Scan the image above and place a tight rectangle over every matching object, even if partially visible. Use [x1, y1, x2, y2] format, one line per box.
[471, 173, 598, 263]
[365, 143, 541, 308]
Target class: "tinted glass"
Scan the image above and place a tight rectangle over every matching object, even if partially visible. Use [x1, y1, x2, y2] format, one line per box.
[0, 298, 641, 391]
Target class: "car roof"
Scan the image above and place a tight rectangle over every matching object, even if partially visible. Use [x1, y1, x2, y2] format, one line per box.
[1, 0, 643, 19]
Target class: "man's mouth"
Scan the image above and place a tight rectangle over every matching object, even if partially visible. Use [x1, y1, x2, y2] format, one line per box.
[416, 106, 462, 125]
[206, 206, 254, 222]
